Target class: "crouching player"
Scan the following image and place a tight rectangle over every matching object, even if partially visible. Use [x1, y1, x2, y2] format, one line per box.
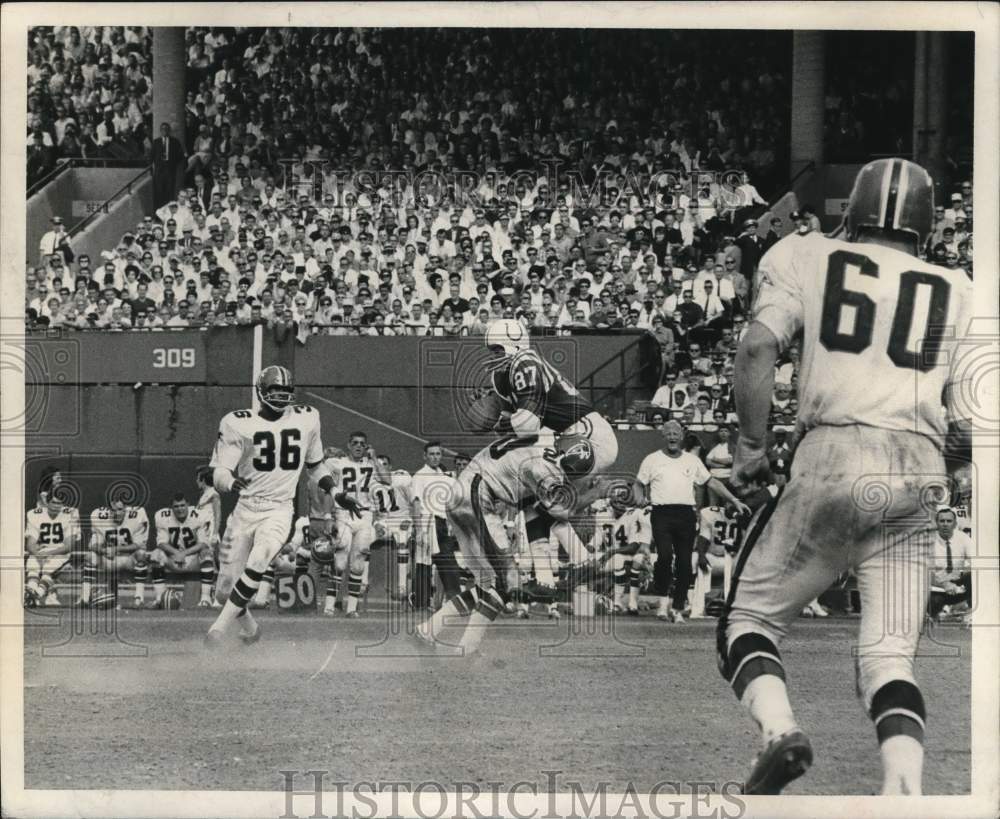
[25, 494, 80, 607]
[150, 494, 214, 608]
[592, 485, 652, 615]
[81, 499, 150, 608]
[690, 504, 739, 619]
[509, 506, 562, 620]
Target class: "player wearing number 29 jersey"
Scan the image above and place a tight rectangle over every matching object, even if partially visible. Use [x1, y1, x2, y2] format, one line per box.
[721, 158, 974, 797]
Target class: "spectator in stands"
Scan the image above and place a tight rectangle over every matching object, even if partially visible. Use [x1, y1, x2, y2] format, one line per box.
[151, 122, 185, 208]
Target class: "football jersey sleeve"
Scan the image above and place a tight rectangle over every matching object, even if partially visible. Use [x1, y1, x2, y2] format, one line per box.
[210, 413, 246, 472]
[131, 508, 150, 544]
[303, 409, 324, 465]
[154, 509, 171, 546]
[753, 237, 807, 352]
[25, 510, 41, 542]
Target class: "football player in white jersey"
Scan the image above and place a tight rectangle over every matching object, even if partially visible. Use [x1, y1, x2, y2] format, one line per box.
[592, 486, 652, 615]
[207, 365, 361, 645]
[150, 495, 213, 608]
[195, 466, 222, 552]
[722, 158, 973, 795]
[25, 494, 81, 607]
[82, 498, 150, 608]
[509, 506, 561, 620]
[418, 434, 611, 654]
[371, 455, 413, 600]
[322, 431, 389, 617]
[690, 503, 739, 619]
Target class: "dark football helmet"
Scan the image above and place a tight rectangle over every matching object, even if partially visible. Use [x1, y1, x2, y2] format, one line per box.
[558, 436, 596, 478]
[255, 365, 295, 413]
[843, 158, 934, 255]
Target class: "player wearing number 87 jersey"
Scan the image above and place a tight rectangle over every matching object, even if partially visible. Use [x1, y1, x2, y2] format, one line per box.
[480, 319, 619, 477]
[205, 365, 355, 646]
[723, 158, 974, 795]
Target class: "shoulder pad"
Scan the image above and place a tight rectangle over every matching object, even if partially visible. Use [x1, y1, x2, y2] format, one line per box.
[510, 348, 541, 368]
[294, 404, 315, 413]
[228, 409, 254, 421]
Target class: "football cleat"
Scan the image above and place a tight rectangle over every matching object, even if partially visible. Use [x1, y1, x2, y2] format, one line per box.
[197, 599, 213, 608]
[240, 622, 263, 646]
[548, 606, 561, 621]
[44, 590, 61, 607]
[808, 601, 829, 618]
[515, 607, 529, 620]
[322, 606, 337, 617]
[671, 610, 688, 624]
[144, 598, 163, 610]
[345, 611, 361, 619]
[742, 730, 813, 795]
[248, 599, 270, 609]
[203, 630, 226, 651]
[132, 597, 144, 608]
[626, 607, 640, 617]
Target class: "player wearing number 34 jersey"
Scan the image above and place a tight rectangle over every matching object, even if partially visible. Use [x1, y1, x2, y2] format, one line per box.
[721, 158, 973, 796]
[205, 365, 359, 647]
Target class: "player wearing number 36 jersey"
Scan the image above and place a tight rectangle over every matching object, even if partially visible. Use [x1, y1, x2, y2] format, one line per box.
[721, 158, 973, 796]
[205, 365, 359, 647]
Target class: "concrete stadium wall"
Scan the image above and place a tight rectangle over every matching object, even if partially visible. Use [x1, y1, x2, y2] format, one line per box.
[27, 167, 149, 264]
[71, 172, 153, 265]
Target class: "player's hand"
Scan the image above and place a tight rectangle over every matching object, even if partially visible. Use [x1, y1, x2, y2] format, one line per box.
[364, 446, 377, 460]
[697, 554, 711, 573]
[231, 475, 249, 493]
[731, 499, 752, 518]
[732, 439, 771, 486]
[943, 581, 962, 596]
[334, 492, 365, 519]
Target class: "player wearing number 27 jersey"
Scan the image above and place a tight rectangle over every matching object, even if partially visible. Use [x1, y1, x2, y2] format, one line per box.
[720, 158, 974, 796]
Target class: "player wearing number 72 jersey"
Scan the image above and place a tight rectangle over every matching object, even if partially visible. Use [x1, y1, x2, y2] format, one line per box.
[205, 365, 360, 646]
[721, 158, 974, 795]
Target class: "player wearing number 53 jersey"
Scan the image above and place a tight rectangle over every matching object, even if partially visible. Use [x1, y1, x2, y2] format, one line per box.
[481, 319, 619, 477]
[205, 365, 358, 646]
[80, 500, 150, 608]
[722, 158, 974, 795]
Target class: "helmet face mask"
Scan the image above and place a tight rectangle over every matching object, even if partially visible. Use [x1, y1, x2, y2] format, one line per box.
[256, 365, 294, 413]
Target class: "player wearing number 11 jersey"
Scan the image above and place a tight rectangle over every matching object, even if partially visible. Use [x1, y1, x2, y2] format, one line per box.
[722, 158, 973, 795]
[205, 365, 359, 647]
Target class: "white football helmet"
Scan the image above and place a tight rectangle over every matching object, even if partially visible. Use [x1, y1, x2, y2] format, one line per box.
[485, 319, 530, 368]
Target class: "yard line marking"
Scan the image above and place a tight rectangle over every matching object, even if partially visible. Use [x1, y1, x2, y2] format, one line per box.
[308, 641, 339, 681]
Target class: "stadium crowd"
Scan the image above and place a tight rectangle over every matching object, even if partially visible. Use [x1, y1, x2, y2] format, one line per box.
[25, 27, 974, 433]
[26, 26, 153, 184]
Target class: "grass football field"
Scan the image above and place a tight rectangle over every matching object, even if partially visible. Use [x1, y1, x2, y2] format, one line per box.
[23, 606, 971, 796]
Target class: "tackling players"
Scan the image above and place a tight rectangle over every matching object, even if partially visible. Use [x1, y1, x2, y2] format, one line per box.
[723, 158, 973, 795]
[473, 318, 619, 479]
[206, 364, 361, 646]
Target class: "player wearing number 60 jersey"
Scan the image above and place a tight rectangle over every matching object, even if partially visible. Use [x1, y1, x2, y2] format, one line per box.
[478, 319, 619, 478]
[722, 158, 974, 796]
[205, 365, 359, 647]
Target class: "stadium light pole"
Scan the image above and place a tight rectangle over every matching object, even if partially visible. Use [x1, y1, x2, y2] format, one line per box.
[790, 31, 825, 182]
[152, 27, 187, 190]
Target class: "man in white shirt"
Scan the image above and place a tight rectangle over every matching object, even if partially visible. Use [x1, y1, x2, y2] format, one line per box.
[635, 421, 748, 622]
[928, 506, 973, 622]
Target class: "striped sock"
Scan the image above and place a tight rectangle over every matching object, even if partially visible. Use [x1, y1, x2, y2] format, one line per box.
[325, 569, 342, 610]
[255, 567, 275, 604]
[133, 564, 148, 601]
[209, 567, 263, 634]
[81, 564, 97, 602]
[152, 564, 166, 602]
[200, 560, 216, 602]
[396, 545, 409, 594]
[294, 547, 311, 576]
[346, 570, 364, 614]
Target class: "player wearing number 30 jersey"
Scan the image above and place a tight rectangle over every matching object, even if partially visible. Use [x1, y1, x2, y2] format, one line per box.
[721, 158, 974, 796]
[205, 365, 357, 647]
